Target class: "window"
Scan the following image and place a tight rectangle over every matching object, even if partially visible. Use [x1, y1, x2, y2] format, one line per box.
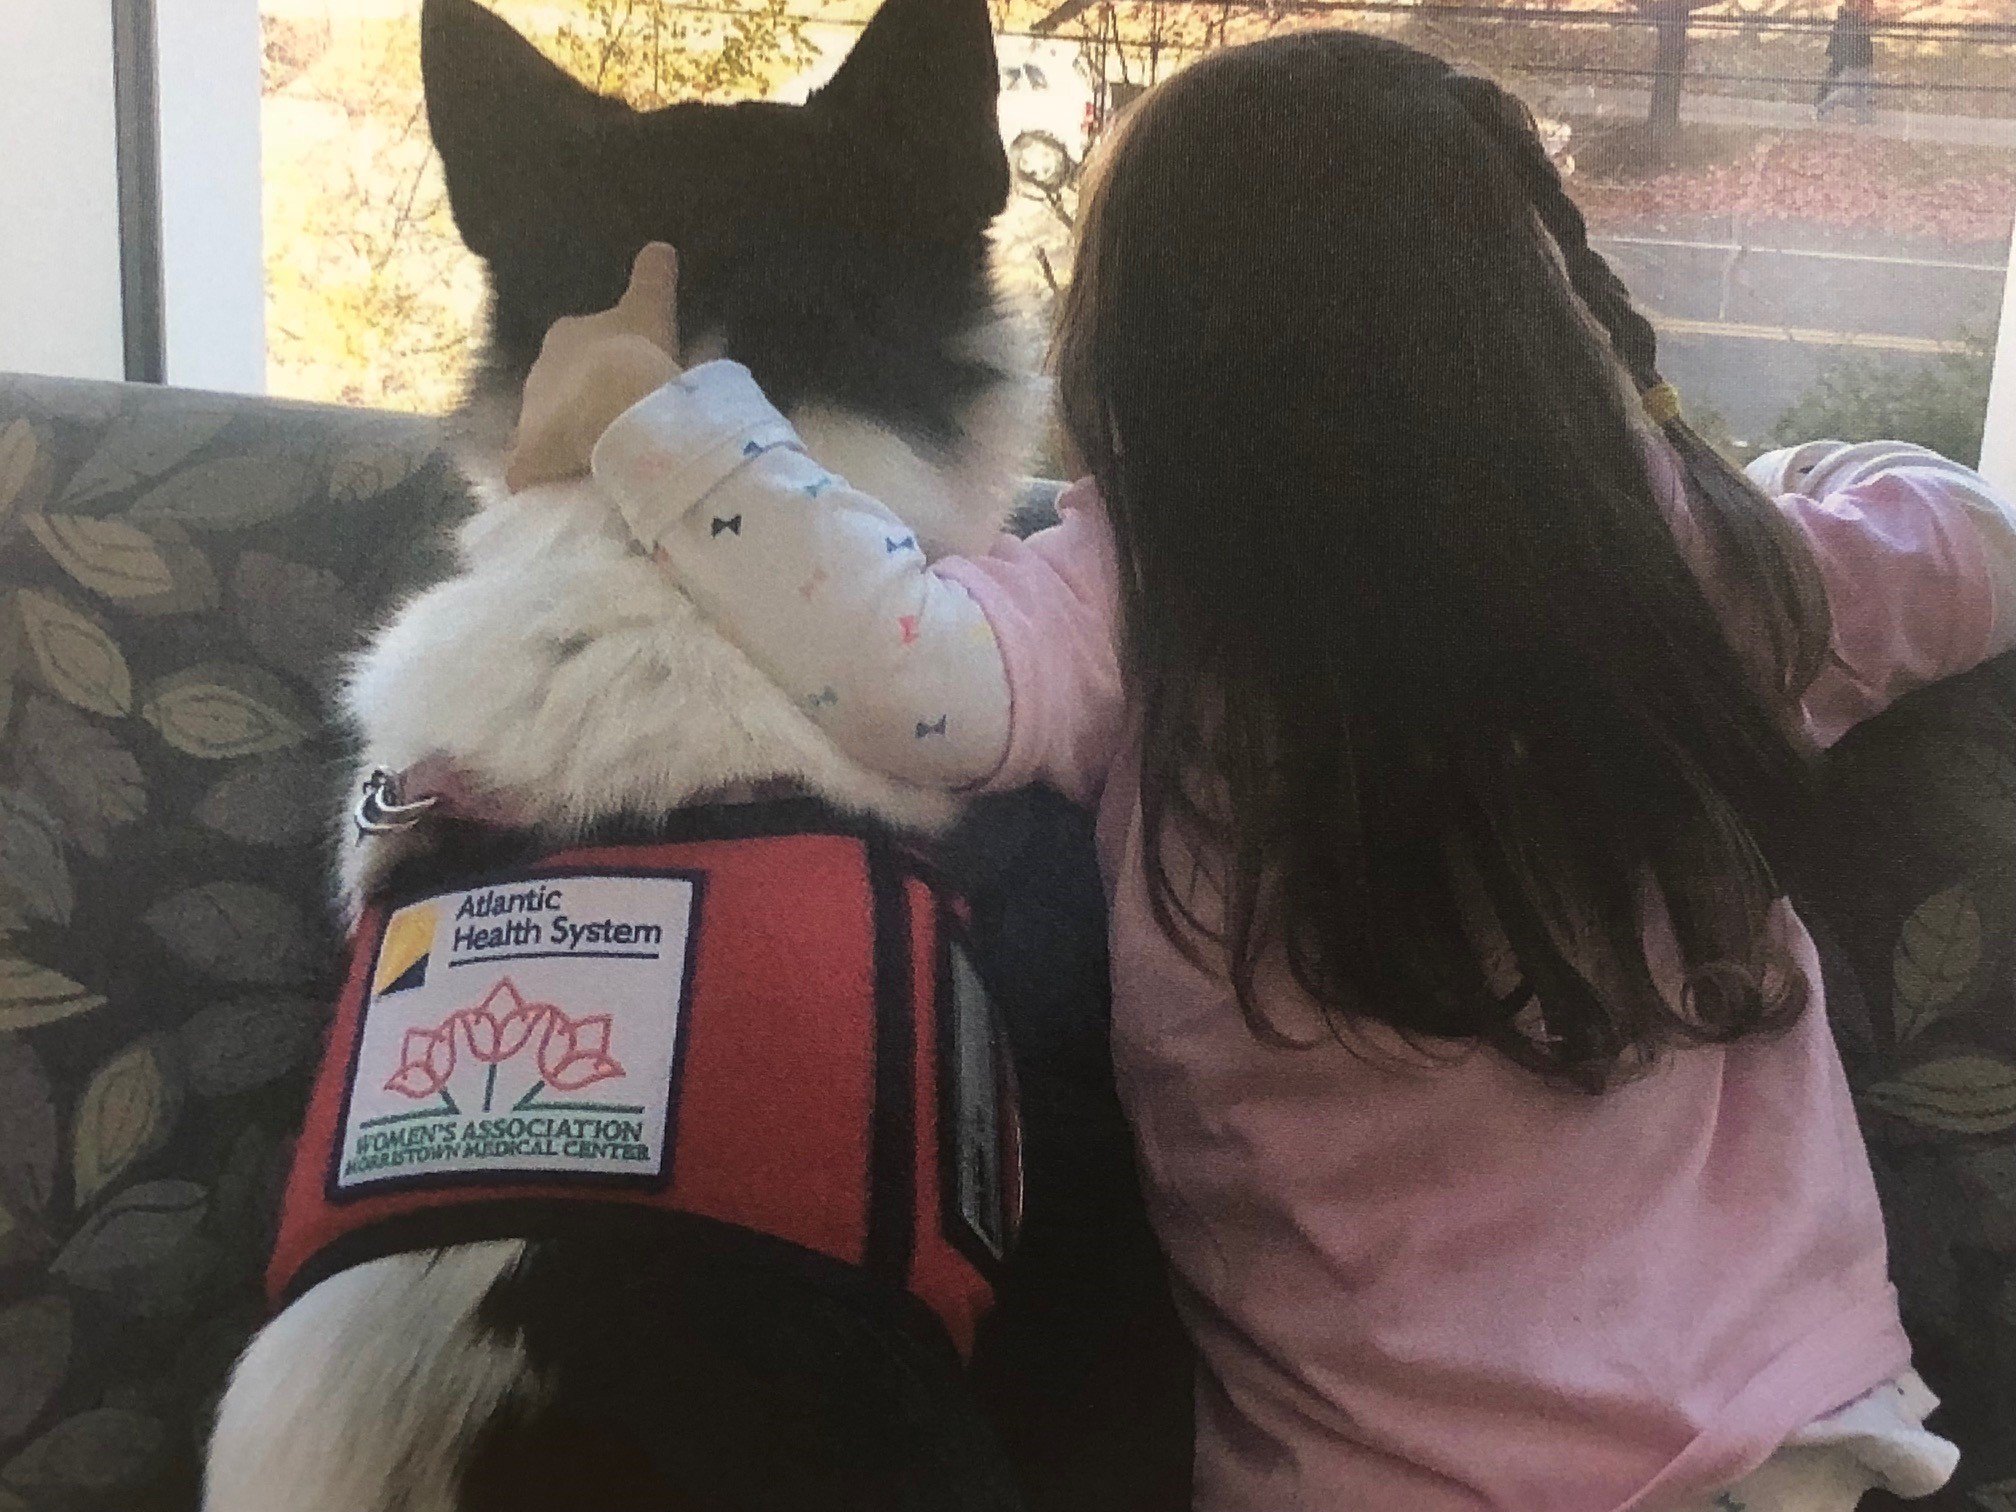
[260, 0, 827, 410]
[1466, 0, 2014, 470]
[251, 0, 2013, 473]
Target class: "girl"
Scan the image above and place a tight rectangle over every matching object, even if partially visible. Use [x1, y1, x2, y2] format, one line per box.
[512, 34, 2016, 1512]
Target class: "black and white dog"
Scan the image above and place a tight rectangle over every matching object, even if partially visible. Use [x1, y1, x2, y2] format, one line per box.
[203, 0, 1188, 1509]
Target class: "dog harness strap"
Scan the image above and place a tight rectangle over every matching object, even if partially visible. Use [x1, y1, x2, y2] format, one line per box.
[269, 825, 1019, 1360]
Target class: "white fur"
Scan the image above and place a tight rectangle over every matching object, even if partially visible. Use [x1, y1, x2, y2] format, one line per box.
[207, 323, 1035, 1512]
[206, 1245, 532, 1512]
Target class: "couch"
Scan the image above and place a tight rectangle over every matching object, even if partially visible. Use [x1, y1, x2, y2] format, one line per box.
[0, 372, 2010, 1510]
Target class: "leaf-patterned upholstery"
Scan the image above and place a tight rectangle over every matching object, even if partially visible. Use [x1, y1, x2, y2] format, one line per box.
[0, 376, 462, 1510]
[0, 372, 2011, 1509]
[1808, 651, 2016, 1511]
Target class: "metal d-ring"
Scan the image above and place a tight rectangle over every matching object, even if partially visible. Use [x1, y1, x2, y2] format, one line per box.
[354, 767, 438, 841]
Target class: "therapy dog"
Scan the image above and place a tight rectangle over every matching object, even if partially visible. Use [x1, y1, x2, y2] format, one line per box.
[202, 0, 1188, 1508]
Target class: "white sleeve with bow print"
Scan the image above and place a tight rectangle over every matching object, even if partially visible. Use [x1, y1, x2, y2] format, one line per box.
[589, 361, 1012, 789]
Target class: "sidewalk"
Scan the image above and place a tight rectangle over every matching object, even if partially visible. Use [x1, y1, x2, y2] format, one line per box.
[1549, 84, 2016, 149]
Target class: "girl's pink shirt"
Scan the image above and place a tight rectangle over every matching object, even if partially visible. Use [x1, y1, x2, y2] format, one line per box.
[934, 446, 2014, 1512]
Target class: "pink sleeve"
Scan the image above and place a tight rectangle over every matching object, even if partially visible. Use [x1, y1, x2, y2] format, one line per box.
[938, 481, 1126, 808]
[1785, 463, 2015, 747]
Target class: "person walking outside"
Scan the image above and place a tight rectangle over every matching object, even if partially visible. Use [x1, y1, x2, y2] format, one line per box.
[1817, 0, 1878, 124]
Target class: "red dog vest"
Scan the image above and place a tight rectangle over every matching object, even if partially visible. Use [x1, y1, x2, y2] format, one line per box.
[270, 822, 1021, 1359]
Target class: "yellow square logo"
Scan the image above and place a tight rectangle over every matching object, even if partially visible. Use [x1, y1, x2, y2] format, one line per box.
[373, 904, 439, 996]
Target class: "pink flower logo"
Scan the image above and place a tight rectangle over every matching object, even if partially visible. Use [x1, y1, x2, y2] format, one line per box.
[385, 1024, 457, 1099]
[381, 977, 625, 1101]
[458, 979, 547, 1064]
[537, 1009, 625, 1092]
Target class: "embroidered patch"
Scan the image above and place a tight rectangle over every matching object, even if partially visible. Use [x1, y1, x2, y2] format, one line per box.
[334, 873, 699, 1193]
[945, 942, 1020, 1262]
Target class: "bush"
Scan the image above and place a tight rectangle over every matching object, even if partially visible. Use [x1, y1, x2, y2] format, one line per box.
[1770, 334, 1994, 467]
[1683, 399, 1765, 468]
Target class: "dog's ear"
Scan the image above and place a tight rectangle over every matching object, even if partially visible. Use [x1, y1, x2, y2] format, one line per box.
[810, 0, 1009, 238]
[421, 0, 631, 261]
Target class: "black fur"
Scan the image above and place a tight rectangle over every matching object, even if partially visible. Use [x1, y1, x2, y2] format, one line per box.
[459, 1211, 1018, 1512]
[422, 0, 1011, 451]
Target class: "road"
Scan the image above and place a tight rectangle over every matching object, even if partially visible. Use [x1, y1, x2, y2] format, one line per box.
[1591, 216, 2009, 444]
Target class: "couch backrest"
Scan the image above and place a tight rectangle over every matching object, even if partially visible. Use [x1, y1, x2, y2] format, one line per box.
[0, 374, 465, 1510]
[1804, 648, 2016, 1494]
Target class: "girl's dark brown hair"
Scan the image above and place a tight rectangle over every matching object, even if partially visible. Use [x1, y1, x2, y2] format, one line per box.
[1055, 33, 1833, 1088]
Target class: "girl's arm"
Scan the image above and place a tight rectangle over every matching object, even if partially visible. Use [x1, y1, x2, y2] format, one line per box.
[590, 361, 1124, 804]
[1745, 440, 2016, 746]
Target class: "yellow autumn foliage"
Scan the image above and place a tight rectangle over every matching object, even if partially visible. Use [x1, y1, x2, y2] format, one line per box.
[262, 0, 817, 413]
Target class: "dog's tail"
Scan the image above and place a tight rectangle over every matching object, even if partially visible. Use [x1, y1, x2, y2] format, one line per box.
[205, 1242, 532, 1512]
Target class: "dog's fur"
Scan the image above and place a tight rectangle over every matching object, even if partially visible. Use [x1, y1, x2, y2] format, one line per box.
[333, 0, 1052, 911]
[205, 2, 1188, 1509]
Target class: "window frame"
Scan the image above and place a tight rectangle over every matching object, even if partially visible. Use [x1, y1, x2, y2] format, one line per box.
[112, 0, 166, 383]
[108, 0, 266, 393]
[1984, 220, 2016, 494]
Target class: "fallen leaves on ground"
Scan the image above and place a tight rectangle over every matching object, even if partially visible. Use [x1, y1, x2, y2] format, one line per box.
[1575, 129, 2016, 246]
